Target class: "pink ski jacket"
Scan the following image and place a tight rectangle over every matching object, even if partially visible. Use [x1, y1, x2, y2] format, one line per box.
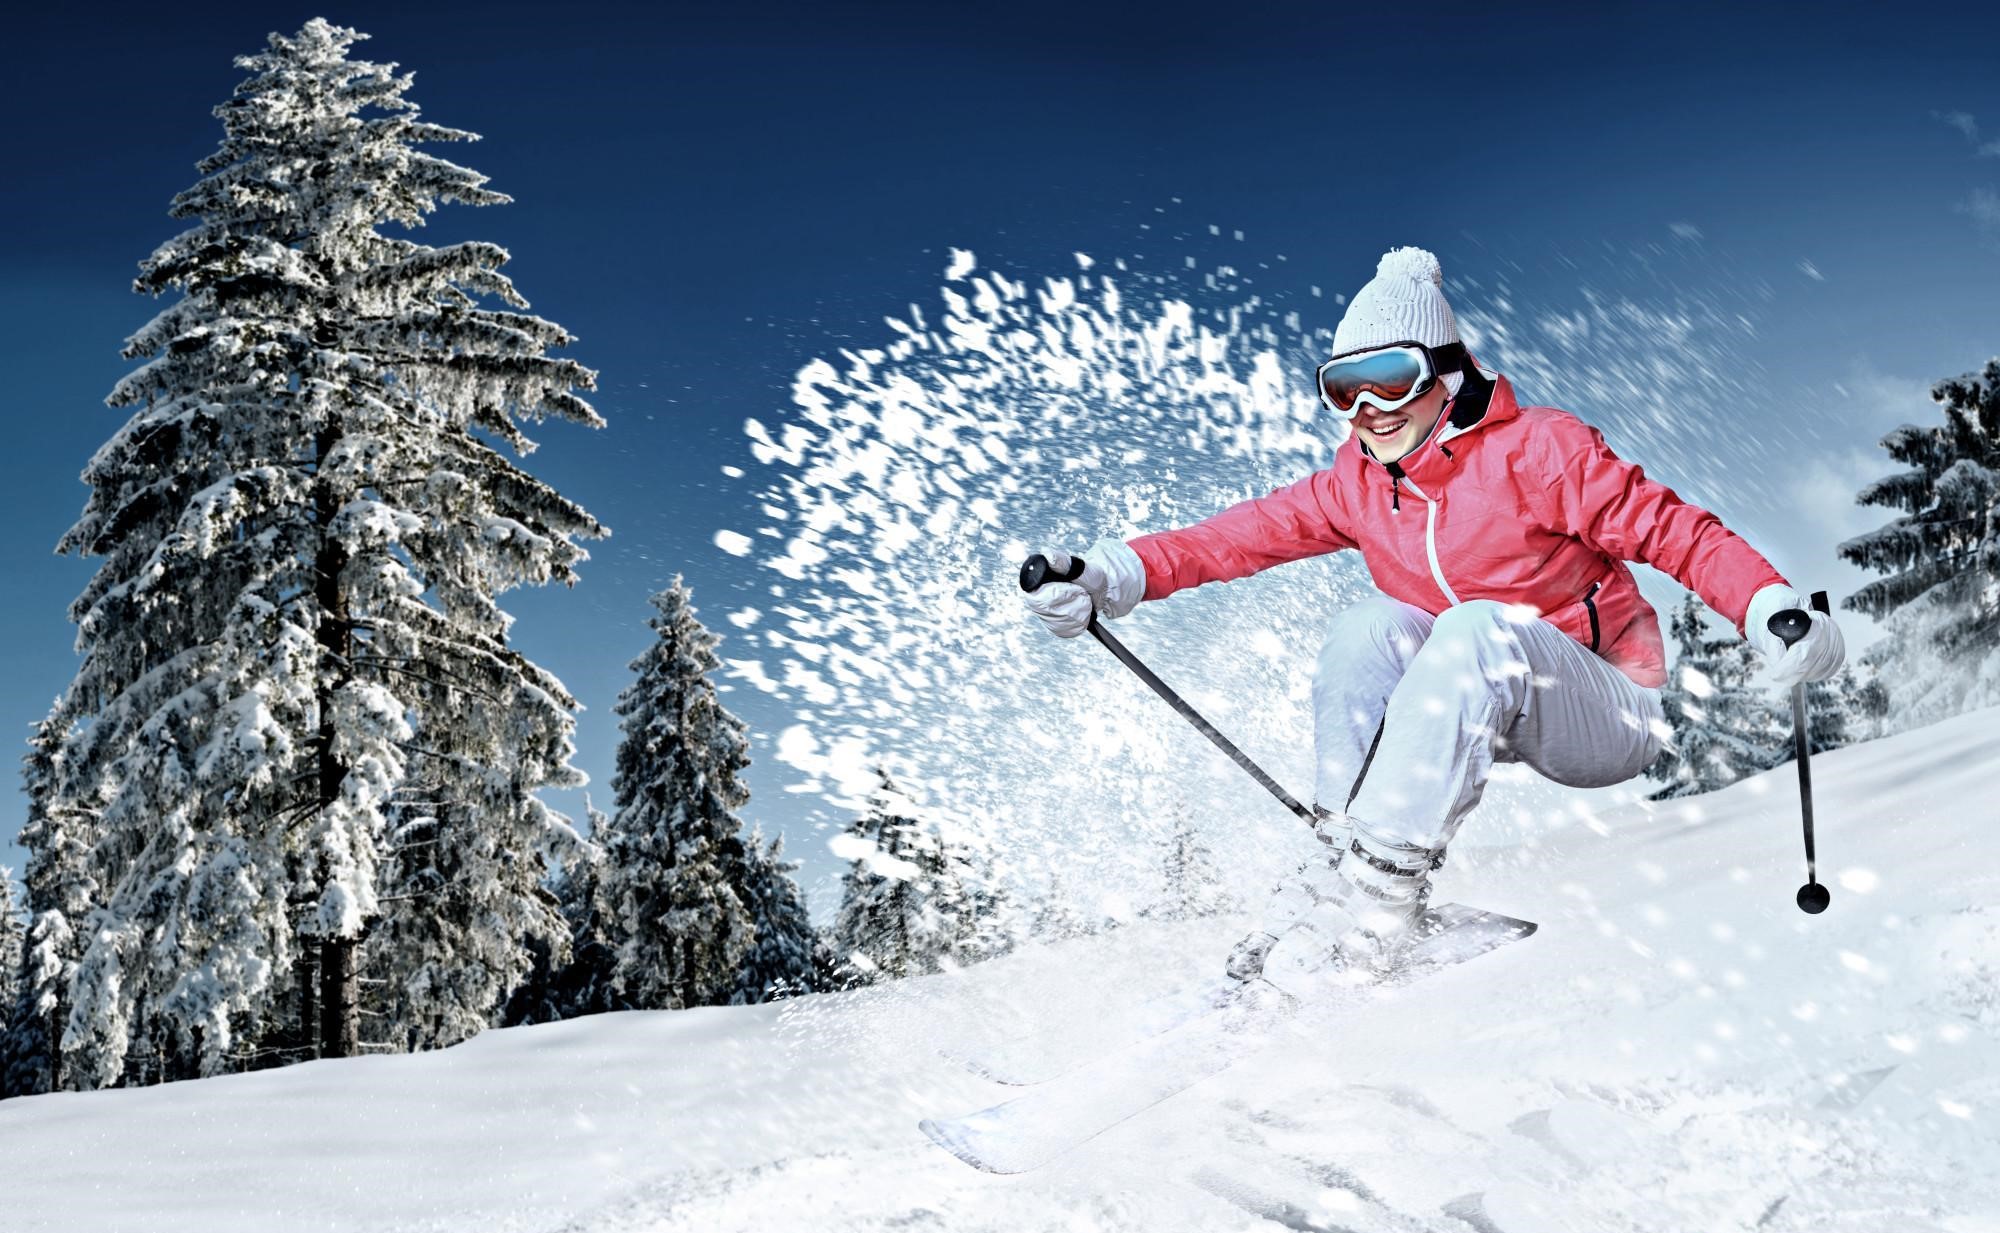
[1127, 358, 1788, 690]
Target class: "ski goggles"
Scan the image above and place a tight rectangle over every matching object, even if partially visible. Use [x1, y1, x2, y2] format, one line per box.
[1315, 341, 1468, 417]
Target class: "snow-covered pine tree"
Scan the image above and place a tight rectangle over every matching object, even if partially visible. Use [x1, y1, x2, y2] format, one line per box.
[503, 794, 611, 1025]
[731, 828, 818, 1004]
[3, 703, 94, 1096]
[956, 851, 1018, 963]
[552, 797, 618, 1017]
[1029, 871, 1094, 943]
[0, 870, 21, 1050]
[593, 579, 757, 1010]
[809, 925, 859, 992]
[53, 19, 603, 1083]
[368, 788, 584, 1049]
[1150, 812, 1237, 922]
[1646, 593, 1789, 799]
[1839, 358, 2000, 726]
[828, 767, 985, 981]
[1792, 667, 1858, 760]
[1848, 670, 1892, 741]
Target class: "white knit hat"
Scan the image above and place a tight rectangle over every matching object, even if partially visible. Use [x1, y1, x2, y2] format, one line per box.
[1332, 246, 1465, 396]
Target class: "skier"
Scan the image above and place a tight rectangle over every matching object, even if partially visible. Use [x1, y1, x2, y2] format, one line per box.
[1021, 246, 1848, 985]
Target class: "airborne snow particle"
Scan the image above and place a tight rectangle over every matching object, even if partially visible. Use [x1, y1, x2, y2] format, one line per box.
[714, 530, 753, 556]
[1837, 867, 1879, 893]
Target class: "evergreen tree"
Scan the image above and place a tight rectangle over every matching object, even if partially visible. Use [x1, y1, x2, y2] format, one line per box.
[0, 870, 21, 1052]
[1839, 358, 2000, 726]
[501, 796, 614, 1027]
[1029, 871, 1094, 943]
[957, 854, 1019, 963]
[593, 579, 756, 1010]
[809, 926, 861, 992]
[554, 798, 618, 1017]
[829, 768, 984, 981]
[367, 794, 586, 1050]
[1646, 594, 1789, 799]
[1768, 667, 1859, 763]
[53, 19, 603, 1084]
[3, 704, 94, 1096]
[1150, 812, 1237, 922]
[731, 829, 818, 1004]
[1849, 671, 1893, 741]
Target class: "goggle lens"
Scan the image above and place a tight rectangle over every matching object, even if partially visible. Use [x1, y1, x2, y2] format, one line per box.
[1318, 348, 1427, 414]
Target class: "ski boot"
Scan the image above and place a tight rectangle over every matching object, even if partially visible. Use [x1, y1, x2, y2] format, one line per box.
[1253, 826, 1445, 996]
[1225, 805, 1352, 982]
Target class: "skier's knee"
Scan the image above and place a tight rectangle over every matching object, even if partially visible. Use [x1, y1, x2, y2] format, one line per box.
[1422, 601, 1515, 658]
[1320, 597, 1425, 669]
[1431, 599, 1509, 632]
[1408, 602, 1535, 693]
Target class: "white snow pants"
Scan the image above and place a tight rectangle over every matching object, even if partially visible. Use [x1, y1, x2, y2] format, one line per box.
[1314, 596, 1666, 853]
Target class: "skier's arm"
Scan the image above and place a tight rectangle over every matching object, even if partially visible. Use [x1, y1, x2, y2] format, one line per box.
[1126, 469, 1356, 602]
[1531, 410, 1787, 635]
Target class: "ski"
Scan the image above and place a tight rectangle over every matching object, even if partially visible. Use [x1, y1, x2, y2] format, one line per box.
[919, 903, 1535, 1174]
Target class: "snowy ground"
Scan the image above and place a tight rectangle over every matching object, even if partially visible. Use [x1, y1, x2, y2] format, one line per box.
[8, 707, 1999, 1233]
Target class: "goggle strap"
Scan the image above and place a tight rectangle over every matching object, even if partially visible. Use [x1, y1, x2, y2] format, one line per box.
[1327, 340, 1468, 370]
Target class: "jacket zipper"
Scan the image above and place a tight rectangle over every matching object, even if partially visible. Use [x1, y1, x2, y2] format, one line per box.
[1395, 474, 1460, 607]
[1582, 581, 1601, 651]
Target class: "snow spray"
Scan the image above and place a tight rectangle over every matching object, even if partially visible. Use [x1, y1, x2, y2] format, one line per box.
[719, 236, 1777, 919]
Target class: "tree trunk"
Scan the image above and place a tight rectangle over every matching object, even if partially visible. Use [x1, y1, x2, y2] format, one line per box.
[681, 935, 694, 1010]
[311, 417, 361, 1060]
[295, 943, 319, 1059]
[319, 937, 358, 1057]
[47, 995, 68, 1092]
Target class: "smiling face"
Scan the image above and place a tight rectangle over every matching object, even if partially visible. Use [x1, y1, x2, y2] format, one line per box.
[1352, 380, 1450, 463]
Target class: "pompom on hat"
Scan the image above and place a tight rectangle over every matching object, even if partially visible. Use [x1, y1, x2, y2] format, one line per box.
[1332, 246, 1465, 396]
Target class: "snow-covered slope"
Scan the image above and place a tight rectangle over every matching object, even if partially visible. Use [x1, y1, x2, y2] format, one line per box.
[8, 709, 1999, 1233]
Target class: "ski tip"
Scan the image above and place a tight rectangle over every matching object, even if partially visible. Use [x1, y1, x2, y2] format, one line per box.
[1426, 902, 1538, 937]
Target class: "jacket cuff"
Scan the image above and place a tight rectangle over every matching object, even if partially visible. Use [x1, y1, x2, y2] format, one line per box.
[1090, 538, 1148, 618]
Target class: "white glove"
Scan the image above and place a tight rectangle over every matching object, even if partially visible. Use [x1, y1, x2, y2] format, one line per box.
[1745, 583, 1847, 688]
[1021, 538, 1147, 638]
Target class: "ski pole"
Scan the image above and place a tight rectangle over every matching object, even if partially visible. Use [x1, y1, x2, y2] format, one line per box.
[1765, 590, 1832, 915]
[1019, 553, 1318, 827]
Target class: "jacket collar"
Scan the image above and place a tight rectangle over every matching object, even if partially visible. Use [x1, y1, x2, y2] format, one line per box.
[1355, 356, 1518, 496]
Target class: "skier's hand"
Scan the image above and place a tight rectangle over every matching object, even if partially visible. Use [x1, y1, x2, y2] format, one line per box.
[1746, 583, 1847, 688]
[1020, 538, 1146, 638]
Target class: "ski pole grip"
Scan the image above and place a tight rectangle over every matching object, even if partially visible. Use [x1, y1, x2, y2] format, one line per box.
[1020, 552, 1086, 594]
[1765, 590, 1831, 649]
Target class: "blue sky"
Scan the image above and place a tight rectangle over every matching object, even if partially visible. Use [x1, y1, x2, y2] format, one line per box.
[3, 0, 1996, 916]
